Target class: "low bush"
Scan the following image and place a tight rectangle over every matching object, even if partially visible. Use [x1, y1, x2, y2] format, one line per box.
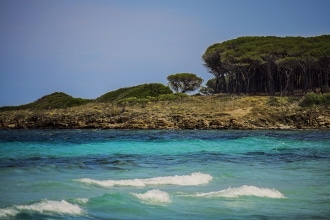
[0, 92, 91, 111]
[116, 93, 189, 106]
[157, 93, 188, 101]
[299, 93, 330, 107]
[267, 97, 290, 106]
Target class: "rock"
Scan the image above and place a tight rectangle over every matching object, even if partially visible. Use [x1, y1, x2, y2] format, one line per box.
[1, 97, 330, 130]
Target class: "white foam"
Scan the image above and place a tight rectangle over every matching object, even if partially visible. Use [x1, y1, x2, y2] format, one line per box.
[0, 208, 19, 218]
[193, 185, 285, 199]
[0, 200, 84, 217]
[132, 189, 171, 205]
[74, 198, 89, 204]
[77, 178, 145, 187]
[75, 172, 212, 187]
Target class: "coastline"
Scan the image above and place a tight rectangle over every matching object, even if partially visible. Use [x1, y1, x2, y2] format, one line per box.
[1, 96, 329, 130]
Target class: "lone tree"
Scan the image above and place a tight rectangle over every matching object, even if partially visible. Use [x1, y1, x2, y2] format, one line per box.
[167, 73, 203, 93]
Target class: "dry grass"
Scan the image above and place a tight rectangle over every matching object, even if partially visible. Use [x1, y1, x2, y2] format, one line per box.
[0, 95, 300, 119]
[1, 94, 329, 129]
[108, 95, 272, 119]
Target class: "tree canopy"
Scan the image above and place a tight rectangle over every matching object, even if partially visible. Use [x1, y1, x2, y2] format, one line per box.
[167, 73, 203, 93]
[202, 35, 330, 95]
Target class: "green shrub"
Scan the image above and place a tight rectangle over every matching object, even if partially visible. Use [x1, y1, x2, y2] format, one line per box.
[299, 93, 330, 107]
[0, 92, 91, 111]
[117, 97, 138, 105]
[268, 97, 289, 106]
[157, 93, 188, 101]
[28, 92, 91, 109]
[96, 83, 172, 102]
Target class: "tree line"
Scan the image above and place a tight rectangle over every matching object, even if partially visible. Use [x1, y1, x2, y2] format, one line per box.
[201, 35, 330, 95]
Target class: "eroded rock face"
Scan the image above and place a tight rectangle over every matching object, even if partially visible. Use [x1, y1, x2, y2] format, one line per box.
[1, 96, 330, 130]
[0, 108, 329, 130]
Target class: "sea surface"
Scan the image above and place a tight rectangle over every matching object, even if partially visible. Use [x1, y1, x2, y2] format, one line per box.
[0, 129, 329, 219]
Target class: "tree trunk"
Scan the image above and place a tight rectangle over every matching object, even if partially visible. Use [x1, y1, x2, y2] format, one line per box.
[267, 62, 275, 95]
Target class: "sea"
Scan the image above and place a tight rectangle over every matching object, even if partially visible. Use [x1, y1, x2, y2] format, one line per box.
[0, 129, 329, 219]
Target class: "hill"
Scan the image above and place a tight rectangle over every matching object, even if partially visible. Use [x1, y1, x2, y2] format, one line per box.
[96, 83, 173, 102]
[0, 92, 91, 111]
[0, 83, 173, 111]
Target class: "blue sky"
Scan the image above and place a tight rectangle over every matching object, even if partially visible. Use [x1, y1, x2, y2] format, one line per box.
[1, 0, 329, 106]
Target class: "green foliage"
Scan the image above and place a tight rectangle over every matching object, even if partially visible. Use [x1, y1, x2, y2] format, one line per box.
[0, 106, 18, 111]
[202, 35, 330, 95]
[27, 92, 91, 109]
[204, 35, 330, 66]
[199, 86, 214, 95]
[116, 93, 188, 106]
[198, 78, 217, 95]
[157, 93, 188, 101]
[0, 92, 92, 111]
[167, 73, 203, 93]
[0, 84, 175, 111]
[117, 97, 139, 105]
[300, 93, 330, 107]
[268, 97, 288, 106]
[96, 83, 172, 102]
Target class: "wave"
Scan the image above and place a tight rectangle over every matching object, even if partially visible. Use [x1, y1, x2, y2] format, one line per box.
[191, 185, 285, 199]
[132, 189, 171, 205]
[75, 172, 212, 187]
[0, 199, 84, 218]
[71, 197, 89, 204]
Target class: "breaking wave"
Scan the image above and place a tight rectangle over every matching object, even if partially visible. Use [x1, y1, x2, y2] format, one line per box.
[0, 199, 84, 218]
[72, 198, 89, 204]
[132, 189, 171, 205]
[192, 185, 285, 199]
[75, 172, 212, 187]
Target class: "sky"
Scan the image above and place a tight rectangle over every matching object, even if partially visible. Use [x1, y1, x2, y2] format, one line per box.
[1, 0, 330, 106]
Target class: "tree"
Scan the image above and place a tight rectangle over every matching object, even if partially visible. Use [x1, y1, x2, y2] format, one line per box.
[199, 78, 217, 95]
[167, 73, 203, 93]
[202, 49, 227, 93]
[202, 35, 330, 95]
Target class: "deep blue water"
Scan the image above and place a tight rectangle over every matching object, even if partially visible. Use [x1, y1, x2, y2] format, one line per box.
[0, 130, 329, 219]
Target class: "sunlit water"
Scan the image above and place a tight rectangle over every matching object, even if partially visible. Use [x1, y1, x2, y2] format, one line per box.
[0, 130, 329, 219]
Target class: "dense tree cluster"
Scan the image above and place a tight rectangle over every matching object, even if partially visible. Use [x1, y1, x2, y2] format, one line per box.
[202, 35, 330, 95]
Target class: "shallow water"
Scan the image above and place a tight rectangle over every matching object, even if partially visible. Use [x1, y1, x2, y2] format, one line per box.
[0, 130, 329, 219]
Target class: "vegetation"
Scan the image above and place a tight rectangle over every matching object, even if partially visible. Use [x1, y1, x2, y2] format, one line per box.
[1, 34, 330, 131]
[167, 73, 203, 93]
[0, 83, 183, 112]
[2, 94, 329, 129]
[116, 93, 189, 106]
[202, 35, 330, 95]
[0, 92, 91, 111]
[300, 93, 330, 107]
[96, 83, 172, 102]
[199, 78, 216, 95]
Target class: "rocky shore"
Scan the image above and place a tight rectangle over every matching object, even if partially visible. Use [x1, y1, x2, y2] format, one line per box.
[1, 96, 329, 130]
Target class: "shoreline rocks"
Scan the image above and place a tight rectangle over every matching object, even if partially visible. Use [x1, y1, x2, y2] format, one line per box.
[1, 96, 330, 130]
[0, 108, 329, 130]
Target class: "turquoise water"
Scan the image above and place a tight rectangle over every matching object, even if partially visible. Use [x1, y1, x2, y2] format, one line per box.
[0, 130, 329, 219]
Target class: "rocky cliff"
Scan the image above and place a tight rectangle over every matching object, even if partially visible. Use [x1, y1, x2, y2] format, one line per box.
[1, 96, 329, 130]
